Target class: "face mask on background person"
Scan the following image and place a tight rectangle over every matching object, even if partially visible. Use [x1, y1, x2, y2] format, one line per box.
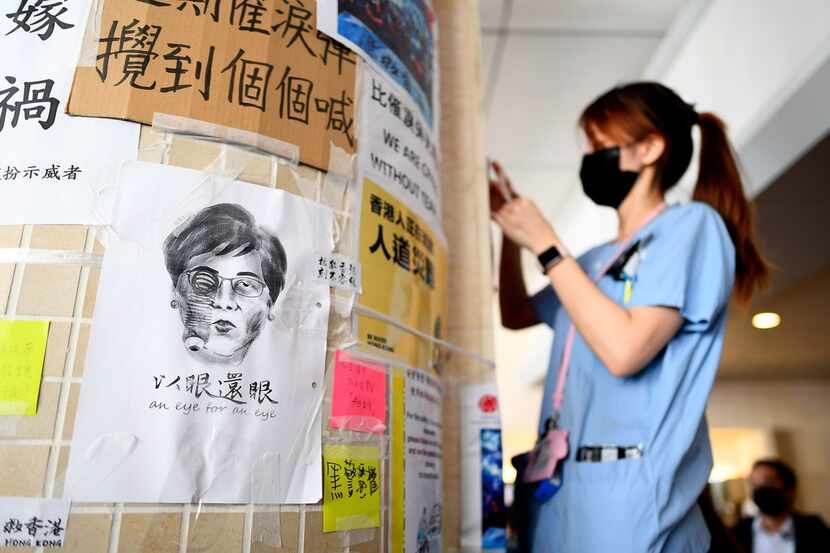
[752, 485, 790, 517]
[579, 146, 640, 209]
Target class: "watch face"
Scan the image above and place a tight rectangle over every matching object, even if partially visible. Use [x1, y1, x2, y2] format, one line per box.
[538, 245, 561, 272]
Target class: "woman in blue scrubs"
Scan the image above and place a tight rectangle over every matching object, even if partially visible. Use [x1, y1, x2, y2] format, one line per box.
[492, 82, 768, 552]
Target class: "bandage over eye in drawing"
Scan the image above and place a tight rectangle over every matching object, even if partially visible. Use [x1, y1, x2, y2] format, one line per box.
[185, 268, 267, 298]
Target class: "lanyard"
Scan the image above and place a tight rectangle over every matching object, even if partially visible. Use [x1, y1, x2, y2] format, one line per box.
[549, 202, 667, 426]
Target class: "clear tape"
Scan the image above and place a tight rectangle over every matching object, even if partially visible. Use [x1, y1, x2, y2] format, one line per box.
[76, 0, 104, 67]
[355, 305, 496, 369]
[0, 249, 103, 265]
[63, 432, 140, 494]
[152, 113, 301, 166]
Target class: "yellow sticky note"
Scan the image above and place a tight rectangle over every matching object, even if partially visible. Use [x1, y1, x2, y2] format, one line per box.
[0, 320, 50, 416]
[323, 444, 381, 532]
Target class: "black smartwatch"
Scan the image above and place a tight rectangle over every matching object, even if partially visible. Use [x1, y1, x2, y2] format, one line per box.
[537, 244, 563, 274]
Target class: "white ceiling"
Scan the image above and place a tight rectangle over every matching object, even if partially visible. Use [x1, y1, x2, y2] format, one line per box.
[481, 0, 689, 466]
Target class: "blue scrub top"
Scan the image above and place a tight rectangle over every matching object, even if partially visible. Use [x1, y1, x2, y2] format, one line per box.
[529, 202, 735, 553]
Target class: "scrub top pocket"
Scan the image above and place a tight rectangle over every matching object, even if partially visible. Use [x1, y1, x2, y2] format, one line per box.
[566, 458, 657, 551]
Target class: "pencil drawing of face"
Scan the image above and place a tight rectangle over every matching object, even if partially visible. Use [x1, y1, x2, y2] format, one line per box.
[163, 204, 287, 365]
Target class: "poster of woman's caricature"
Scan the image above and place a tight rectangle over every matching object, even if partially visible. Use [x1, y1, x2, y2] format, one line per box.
[65, 162, 333, 504]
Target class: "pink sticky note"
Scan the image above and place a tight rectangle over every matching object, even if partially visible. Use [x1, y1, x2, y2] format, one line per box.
[329, 350, 387, 434]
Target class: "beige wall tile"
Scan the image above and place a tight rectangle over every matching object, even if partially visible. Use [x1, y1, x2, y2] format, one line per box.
[0, 445, 49, 496]
[43, 322, 71, 377]
[0, 263, 14, 313]
[30, 226, 87, 251]
[187, 512, 244, 553]
[73, 323, 90, 376]
[252, 511, 299, 553]
[64, 513, 112, 553]
[304, 511, 347, 553]
[0, 226, 23, 247]
[83, 267, 100, 319]
[351, 535, 380, 553]
[119, 513, 182, 553]
[17, 265, 81, 317]
[11, 382, 59, 439]
[63, 383, 80, 440]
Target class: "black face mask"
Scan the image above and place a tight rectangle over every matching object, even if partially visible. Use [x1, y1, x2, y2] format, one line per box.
[753, 486, 790, 517]
[579, 146, 639, 209]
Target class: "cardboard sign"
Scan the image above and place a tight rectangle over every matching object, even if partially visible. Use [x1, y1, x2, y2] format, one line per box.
[68, 0, 357, 171]
[329, 350, 386, 433]
[322, 444, 381, 532]
[0, 320, 50, 416]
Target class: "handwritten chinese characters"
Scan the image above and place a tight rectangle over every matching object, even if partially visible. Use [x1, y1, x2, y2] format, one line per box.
[329, 350, 387, 433]
[322, 444, 381, 532]
[0, 320, 49, 416]
[68, 0, 357, 171]
[314, 253, 360, 291]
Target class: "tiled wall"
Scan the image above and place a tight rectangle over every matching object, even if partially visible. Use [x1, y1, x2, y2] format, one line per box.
[0, 127, 384, 553]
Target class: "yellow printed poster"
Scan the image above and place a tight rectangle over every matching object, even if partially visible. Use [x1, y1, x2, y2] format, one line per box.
[322, 444, 381, 532]
[0, 320, 50, 416]
[358, 178, 448, 368]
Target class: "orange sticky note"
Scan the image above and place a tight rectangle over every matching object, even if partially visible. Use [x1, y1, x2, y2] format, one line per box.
[329, 350, 387, 434]
[0, 320, 50, 416]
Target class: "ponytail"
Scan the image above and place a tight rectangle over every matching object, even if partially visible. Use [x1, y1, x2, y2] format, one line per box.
[693, 112, 769, 305]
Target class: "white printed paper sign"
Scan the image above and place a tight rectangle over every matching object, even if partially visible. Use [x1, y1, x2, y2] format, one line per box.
[356, 64, 442, 239]
[0, 0, 139, 224]
[65, 161, 333, 503]
[405, 367, 443, 553]
[0, 497, 71, 548]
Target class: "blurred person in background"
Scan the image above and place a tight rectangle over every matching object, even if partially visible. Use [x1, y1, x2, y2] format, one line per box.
[732, 459, 829, 553]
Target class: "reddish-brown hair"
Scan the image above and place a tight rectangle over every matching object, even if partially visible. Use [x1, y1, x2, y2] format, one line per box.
[579, 82, 768, 305]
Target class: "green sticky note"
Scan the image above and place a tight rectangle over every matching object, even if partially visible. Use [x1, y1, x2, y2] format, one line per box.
[0, 320, 50, 416]
[323, 444, 381, 532]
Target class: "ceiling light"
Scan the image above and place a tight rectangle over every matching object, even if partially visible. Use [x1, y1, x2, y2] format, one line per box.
[752, 312, 781, 330]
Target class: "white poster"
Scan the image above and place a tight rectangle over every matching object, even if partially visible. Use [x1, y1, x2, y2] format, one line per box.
[356, 63, 442, 240]
[0, 0, 139, 224]
[65, 161, 333, 503]
[460, 383, 506, 551]
[317, 0, 438, 130]
[405, 367, 443, 553]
